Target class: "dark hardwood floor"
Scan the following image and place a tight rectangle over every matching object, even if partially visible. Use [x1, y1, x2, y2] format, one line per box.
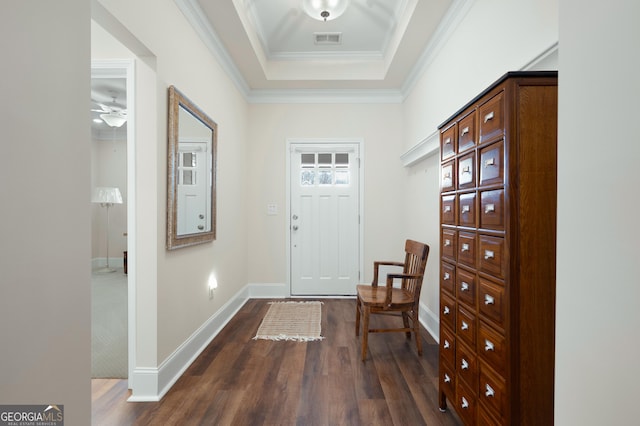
[92, 299, 462, 425]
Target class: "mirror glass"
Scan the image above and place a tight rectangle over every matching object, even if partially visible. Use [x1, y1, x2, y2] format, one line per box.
[167, 86, 217, 250]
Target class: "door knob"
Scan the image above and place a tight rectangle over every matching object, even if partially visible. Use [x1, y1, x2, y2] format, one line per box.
[292, 215, 298, 220]
[292, 225, 299, 231]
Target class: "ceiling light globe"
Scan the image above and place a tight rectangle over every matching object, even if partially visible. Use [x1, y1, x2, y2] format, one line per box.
[302, 0, 349, 21]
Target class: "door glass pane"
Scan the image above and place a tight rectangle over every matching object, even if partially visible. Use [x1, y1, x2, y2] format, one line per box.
[318, 153, 332, 167]
[301, 153, 315, 167]
[318, 170, 332, 185]
[335, 170, 350, 185]
[301, 170, 315, 186]
[335, 153, 348, 167]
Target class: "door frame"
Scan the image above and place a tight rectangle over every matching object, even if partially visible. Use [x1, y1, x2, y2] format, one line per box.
[286, 138, 364, 297]
[91, 59, 136, 385]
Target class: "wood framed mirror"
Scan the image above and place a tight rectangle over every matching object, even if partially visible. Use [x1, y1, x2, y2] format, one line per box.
[166, 86, 217, 250]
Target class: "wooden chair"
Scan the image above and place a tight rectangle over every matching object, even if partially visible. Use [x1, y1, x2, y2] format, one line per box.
[355, 239, 430, 362]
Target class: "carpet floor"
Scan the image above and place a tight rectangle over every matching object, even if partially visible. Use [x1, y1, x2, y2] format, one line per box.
[91, 267, 127, 378]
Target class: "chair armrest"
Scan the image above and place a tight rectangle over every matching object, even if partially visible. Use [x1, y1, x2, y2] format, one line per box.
[372, 261, 405, 286]
[384, 273, 423, 305]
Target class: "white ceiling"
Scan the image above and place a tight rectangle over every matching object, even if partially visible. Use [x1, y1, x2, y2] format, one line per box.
[177, 0, 457, 101]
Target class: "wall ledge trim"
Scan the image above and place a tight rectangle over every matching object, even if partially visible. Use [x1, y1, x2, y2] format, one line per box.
[400, 130, 440, 167]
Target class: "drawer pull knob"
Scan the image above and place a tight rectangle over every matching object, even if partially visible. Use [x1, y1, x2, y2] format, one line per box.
[443, 340, 450, 349]
[444, 172, 451, 179]
[484, 158, 495, 167]
[444, 306, 450, 315]
[444, 239, 451, 247]
[444, 137, 452, 145]
[484, 203, 495, 213]
[484, 111, 495, 123]
[462, 165, 471, 174]
[461, 321, 469, 331]
[444, 272, 450, 280]
[461, 282, 469, 292]
[485, 339, 495, 351]
[461, 126, 470, 136]
[461, 359, 469, 370]
[444, 205, 451, 213]
[461, 243, 470, 252]
[444, 373, 451, 383]
[461, 205, 470, 213]
[461, 397, 469, 409]
[484, 294, 495, 305]
[484, 250, 495, 260]
[485, 384, 495, 398]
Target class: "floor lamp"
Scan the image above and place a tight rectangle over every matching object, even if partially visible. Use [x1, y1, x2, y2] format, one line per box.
[92, 187, 123, 273]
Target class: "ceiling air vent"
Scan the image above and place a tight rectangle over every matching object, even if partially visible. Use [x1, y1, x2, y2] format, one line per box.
[314, 32, 342, 45]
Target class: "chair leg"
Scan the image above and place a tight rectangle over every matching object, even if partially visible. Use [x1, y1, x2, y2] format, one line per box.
[413, 309, 422, 356]
[361, 306, 370, 362]
[402, 312, 411, 339]
[355, 296, 361, 336]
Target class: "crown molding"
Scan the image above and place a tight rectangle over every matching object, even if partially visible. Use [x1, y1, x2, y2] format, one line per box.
[174, 0, 250, 98]
[248, 88, 404, 104]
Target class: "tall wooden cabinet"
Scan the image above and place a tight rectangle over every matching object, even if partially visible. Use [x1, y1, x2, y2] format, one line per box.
[437, 72, 557, 425]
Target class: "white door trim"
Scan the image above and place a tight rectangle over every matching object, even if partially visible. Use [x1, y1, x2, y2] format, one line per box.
[286, 138, 364, 297]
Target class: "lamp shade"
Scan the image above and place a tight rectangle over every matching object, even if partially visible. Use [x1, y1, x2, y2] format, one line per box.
[92, 187, 123, 204]
[100, 112, 127, 128]
[302, 0, 349, 21]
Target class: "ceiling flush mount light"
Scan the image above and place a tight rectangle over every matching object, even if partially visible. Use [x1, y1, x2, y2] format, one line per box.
[100, 111, 127, 128]
[302, 0, 350, 22]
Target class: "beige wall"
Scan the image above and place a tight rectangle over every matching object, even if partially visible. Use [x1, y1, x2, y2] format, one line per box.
[97, 0, 250, 366]
[246, 103, 406, 286]
[0, 1, 91, 424]
[556, 0, 640, 423]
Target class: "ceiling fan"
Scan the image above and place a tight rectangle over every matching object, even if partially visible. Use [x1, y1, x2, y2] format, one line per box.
[92, 96, 127, 128]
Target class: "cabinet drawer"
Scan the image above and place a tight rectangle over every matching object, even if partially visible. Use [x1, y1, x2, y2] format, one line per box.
[441, 228, 457, 262]
[456, 267, 476, 308]
[458, 192, 476, 228]
[440, 359, 456, 401]
[479, 361, 507, 420]
[456, 340, 478, 389]
[479, 91, 504, 144]
[441, 194, 456, 225]
[458, 231, 477, 268]
[440, 261, 456, 297]
[440, 292, 456, 331]
[457, 304, 476, 347]
[440, 325, 456, 367]
[479, 141, 504, 187]
[441, 160, 455, 192]
[479, 235, 505, 279]
[478, 322, 507, 376]
[480, 189, 504, 230]
[457, 152, 475, 190]
[457, 111, 476, 153]
[478, 401, 504, 426]
[456, 380, 477, 426]
[441, 124, 456, 161]
[478, 278, 506, 330]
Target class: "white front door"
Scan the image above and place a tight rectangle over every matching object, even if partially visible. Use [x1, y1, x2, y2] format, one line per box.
[177, 142, 210, 235]
[290, 143, 360, 295]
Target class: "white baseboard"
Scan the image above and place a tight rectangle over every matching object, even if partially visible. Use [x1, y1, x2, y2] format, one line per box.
[128, 283, 286, 402]
[91, 257, 124, 269]
[419, 300, 439, 342]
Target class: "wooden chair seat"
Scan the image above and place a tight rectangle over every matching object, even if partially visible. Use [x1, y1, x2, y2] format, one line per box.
[355, 239, 430, 362]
